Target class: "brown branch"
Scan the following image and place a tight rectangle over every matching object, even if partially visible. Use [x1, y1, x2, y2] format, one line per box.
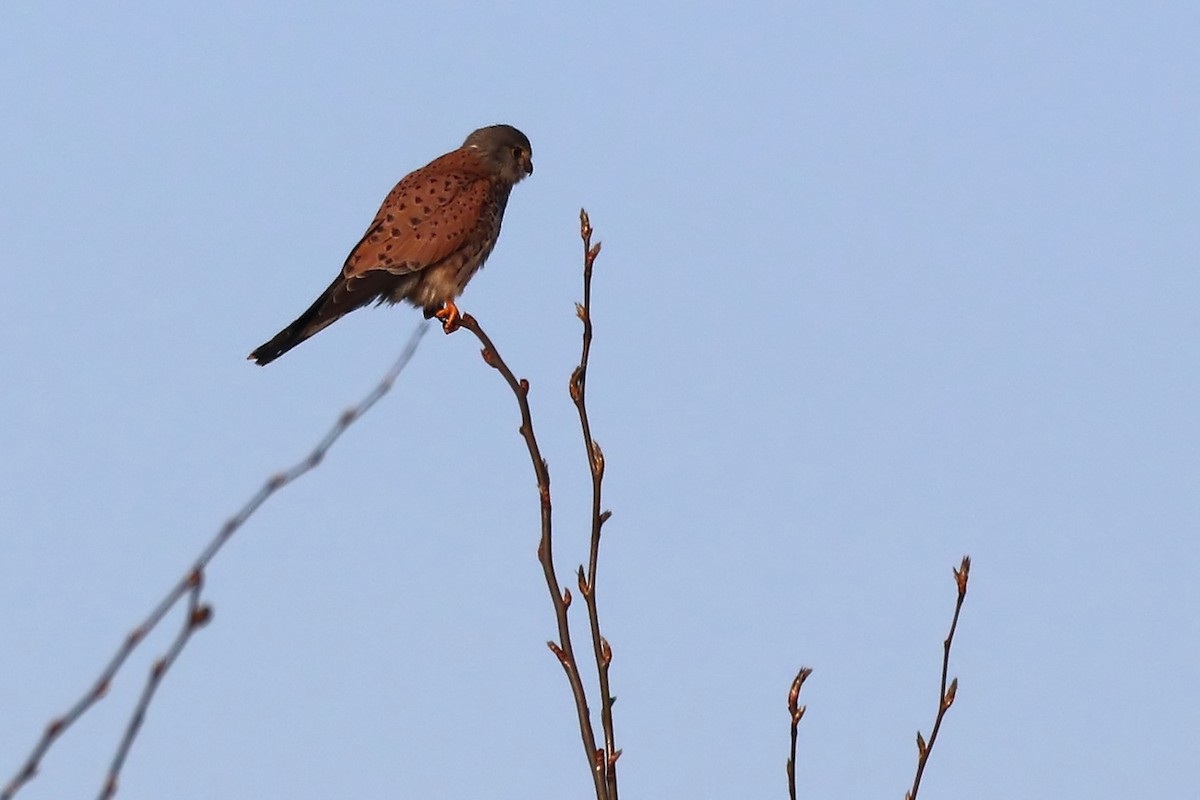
[457, 215, 627, 799]
[2, 323, 429, 800]
[99, 571, 212, 800]
[906, 556, 971, 800]
[568, 209, 620, 797]
[458, 311, 607, 799]
[785, 667, 813, 800]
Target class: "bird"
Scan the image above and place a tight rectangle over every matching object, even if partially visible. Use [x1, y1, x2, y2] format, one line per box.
[248, 124, 533, 365]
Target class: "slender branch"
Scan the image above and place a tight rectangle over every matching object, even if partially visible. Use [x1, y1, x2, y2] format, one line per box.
[568, 209, 620, 797]
[906, 556, 971, 800]
[786, 667, 813, 800]
[2, 323, 429, 800]
[457, 313, 607, 800]
[98, 572, 212, 800]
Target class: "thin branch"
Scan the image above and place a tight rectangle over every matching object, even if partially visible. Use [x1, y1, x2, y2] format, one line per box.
[458, 310, 607, 800]
[906, 555, 971, 800]
[98, 572, 212, 800]
[2, 322, 429, 800]
[786, 667, 813, 800]
[568, 209, 620, 797]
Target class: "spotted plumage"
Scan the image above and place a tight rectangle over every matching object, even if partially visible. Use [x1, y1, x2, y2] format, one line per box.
[249, 124, 532, 365]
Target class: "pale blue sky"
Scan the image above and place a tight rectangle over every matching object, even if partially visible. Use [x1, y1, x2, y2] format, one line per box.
[2, 2, 1197, 798]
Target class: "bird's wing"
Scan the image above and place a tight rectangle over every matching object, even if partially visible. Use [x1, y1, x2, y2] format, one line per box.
[343, 153, 492, 279]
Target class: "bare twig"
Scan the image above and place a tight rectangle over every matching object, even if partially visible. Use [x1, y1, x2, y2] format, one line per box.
[99, 572, 212, 800]
[906, 556, 971, 800]
[458, 311, 607, 800]
[786, 667, 813, 800]
[2, 322, 429, 799]
[458, 213, 618, 798]
[569, 209, 620, 797]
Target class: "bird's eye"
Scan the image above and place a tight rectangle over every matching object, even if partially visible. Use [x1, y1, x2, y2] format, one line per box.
[511, 146, 523, 160]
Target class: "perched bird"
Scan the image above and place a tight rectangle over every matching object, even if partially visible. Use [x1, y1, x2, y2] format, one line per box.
[249, 124, 533, 365]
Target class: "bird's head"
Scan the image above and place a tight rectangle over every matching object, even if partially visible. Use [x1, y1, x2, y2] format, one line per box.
[464, 124, 533, 184]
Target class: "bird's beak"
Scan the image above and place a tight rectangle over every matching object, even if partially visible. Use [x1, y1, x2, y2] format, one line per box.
[522, 155, 533, 176]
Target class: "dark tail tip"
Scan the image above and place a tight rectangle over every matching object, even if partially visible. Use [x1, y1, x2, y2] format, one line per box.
[248, 326, 304, 366]
[248, 348, 277, 366]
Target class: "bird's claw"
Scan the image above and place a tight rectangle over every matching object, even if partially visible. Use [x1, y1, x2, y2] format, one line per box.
[436, 301, 461, 334]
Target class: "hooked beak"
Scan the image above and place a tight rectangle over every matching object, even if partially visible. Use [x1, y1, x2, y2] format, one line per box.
[522, 155, 533, 176]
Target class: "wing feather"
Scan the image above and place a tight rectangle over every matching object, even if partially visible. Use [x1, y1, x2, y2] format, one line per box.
[343, 151, 491, 279]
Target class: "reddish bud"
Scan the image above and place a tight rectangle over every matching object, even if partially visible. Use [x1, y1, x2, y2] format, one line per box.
[944, 677, 958, 708]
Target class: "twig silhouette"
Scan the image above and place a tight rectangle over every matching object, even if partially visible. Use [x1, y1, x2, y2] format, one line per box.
[569, 210, 620, 797]
[906, 556, 971, 800]
[99, 572, 211, 800]
[785, 667, 813, 800]
[2, 322, 429, 800]
[457, 209, 618, 799]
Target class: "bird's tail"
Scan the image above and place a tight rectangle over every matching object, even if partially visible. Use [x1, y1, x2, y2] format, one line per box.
[248, 274, 375, 366]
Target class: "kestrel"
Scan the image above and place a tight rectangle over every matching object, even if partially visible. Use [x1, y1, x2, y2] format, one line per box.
[249, 124, 533, 365]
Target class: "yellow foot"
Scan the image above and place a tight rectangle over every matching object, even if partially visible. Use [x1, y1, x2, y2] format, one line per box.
[435, 301, 461, 334]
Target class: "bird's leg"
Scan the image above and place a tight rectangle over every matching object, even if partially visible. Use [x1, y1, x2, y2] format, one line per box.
[435, 300, 461, 334]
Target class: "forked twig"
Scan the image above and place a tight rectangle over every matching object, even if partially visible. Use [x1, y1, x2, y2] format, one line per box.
[458, 311, 608, 799]
[99, 572, 212, 800]
[786, 667, 813, 800]
[906, 556, 971, 800]
[2, 323, 429, 799]
[458, 209, 617, 799]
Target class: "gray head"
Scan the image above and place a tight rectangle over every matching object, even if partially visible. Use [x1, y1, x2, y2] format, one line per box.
[463, 124, 533, 184]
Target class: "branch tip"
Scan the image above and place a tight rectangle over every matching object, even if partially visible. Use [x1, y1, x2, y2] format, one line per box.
[906, 556, 971, 800]
[955, 555, 971, 596]
[788, 667, 813, 711]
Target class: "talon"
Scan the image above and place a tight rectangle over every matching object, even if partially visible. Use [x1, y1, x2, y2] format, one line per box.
[435, 301, 461, 334]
